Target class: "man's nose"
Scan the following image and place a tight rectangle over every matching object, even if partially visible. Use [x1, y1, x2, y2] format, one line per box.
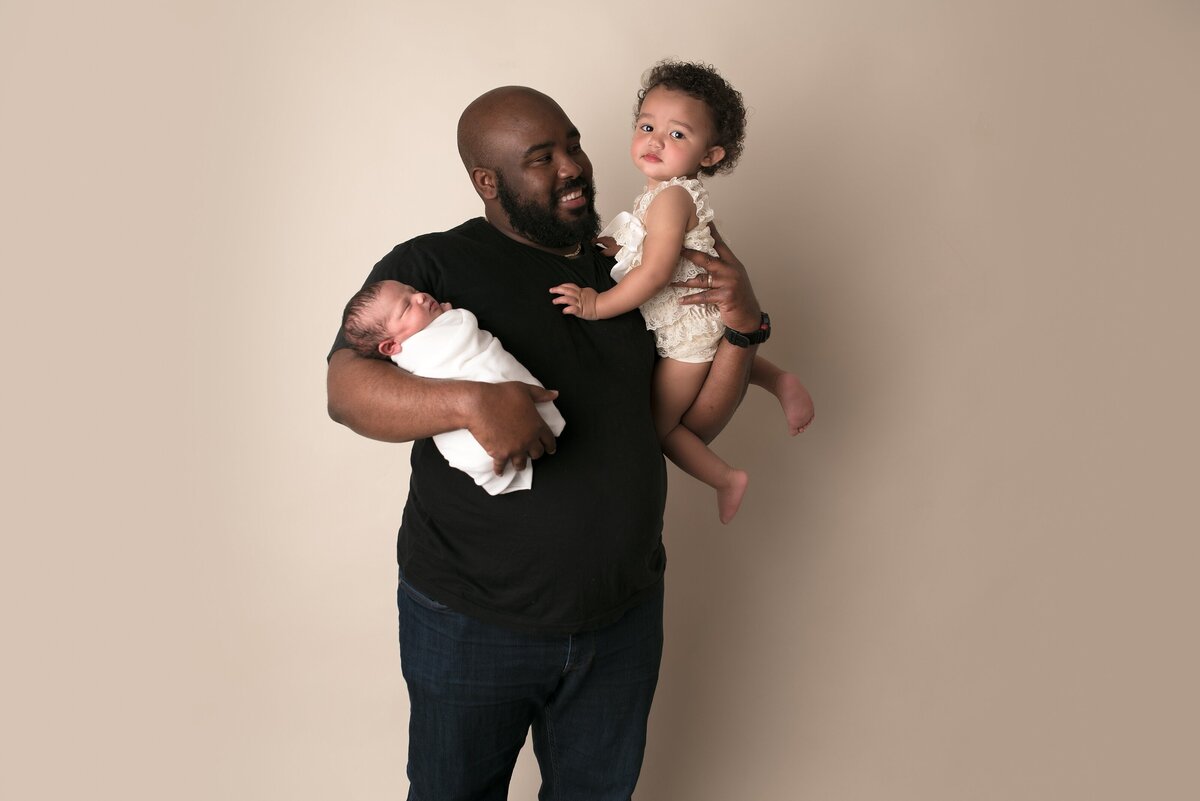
[557, 153, 583, 179]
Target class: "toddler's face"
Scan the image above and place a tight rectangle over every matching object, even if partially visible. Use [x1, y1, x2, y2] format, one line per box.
[376, 280, 450, 350]
[630, 86, 725, 183]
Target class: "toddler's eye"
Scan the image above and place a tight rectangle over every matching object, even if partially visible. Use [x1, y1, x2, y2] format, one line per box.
[639, 124, 653, 132]
[670, 131, 684, 140]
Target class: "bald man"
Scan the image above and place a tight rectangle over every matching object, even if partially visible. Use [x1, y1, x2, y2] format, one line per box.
[328, 87, 763, 800]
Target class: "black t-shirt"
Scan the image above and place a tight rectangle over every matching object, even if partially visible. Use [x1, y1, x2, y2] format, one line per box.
[331, 219, 667, 634]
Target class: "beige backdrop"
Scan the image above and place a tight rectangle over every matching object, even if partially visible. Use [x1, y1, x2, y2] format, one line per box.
[4, 1, 1198, 799]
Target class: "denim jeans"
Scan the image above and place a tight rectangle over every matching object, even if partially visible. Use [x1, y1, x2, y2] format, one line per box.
[397, 577, 664, 801]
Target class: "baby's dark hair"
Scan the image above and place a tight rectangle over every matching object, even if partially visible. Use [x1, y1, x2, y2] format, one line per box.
[340, 281, 390, 360]
[637, 60, 747, 177]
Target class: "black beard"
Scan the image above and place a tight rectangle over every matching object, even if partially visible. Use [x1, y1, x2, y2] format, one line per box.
[495, 172, 600, 249]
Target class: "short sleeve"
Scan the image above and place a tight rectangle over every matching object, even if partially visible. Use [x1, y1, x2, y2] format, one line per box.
[327, 240, 448, 360]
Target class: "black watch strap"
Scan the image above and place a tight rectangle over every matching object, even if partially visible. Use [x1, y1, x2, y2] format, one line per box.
[723, 312, 771, 347]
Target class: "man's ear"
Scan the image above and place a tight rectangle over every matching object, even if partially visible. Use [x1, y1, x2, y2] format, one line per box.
[700, 145, 726, 169]
[378, 338, 402, 357]
[471, 167, 498, 200]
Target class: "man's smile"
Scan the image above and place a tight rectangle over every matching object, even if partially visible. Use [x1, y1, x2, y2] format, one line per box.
[558, 185, 588, 209]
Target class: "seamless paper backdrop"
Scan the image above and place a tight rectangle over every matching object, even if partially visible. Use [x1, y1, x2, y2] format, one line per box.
[3, 1, 1198, 799]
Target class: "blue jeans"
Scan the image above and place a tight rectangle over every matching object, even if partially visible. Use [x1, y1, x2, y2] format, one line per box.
[397, 577, 664, 801]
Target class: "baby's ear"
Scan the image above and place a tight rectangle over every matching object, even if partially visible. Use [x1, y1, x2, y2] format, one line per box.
[378, 338, 402, 357]
[701, 145, 726, 169]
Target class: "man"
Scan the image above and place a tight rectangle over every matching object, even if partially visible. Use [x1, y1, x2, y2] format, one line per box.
[327, 87, 765, 800]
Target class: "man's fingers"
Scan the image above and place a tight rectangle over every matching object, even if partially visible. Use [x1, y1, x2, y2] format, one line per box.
[527, 385, 559, 404]
[708, 223, 727, 251]
[591, 235, 619, 257]
[680, 248, 715, 271]
[671, 275, 713, 289]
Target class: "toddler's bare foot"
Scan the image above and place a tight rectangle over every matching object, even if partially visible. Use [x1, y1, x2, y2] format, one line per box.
[774, 372, 815, 436]
[717, 470, 749, 524]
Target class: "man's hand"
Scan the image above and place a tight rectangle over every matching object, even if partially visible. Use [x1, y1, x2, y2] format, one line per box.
[591, 235, 620, 258]
[549, 283, 600, 320]
[468, 381, 560, 475]
[674, 224, 761, 332]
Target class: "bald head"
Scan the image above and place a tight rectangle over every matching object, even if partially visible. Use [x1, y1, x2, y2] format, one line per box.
[456, 86, 567, 172]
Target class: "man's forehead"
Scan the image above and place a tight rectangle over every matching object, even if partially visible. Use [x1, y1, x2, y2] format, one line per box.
[482, 116, 576, 166]
[458, 87, 580, 168]
[497, 101, 576, 138]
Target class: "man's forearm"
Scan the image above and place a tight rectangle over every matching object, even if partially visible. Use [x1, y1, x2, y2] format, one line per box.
[682, 339, 756, 444]
[327, 348, 559, 476]
[327, 348, 475, 443]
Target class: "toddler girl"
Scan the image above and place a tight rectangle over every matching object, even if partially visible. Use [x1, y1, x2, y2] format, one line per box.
[550, 60, 813, 523]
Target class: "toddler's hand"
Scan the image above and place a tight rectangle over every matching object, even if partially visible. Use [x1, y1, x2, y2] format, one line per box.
[550, 283, 600, 320]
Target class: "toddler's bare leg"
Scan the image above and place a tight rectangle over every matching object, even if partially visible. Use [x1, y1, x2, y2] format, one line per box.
[750, 356, 814, 435]
[654, 359, 749, 524]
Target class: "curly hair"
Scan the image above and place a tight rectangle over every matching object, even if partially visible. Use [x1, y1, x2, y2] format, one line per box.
[340, 281, 390, 360]
[637, 60, 747, 177]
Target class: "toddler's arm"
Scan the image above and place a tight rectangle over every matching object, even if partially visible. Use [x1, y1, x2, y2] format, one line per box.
[550, 185, 695, 320]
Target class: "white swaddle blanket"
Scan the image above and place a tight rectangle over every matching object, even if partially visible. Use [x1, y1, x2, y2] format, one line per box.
[392, 308, 565, 495]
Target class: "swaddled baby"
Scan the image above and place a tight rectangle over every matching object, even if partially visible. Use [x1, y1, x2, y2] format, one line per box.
[340, 280, 565, 494]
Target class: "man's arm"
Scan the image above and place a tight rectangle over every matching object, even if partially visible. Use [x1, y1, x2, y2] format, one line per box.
[327, 348, 558, 474]
[674, 225, 762, 444]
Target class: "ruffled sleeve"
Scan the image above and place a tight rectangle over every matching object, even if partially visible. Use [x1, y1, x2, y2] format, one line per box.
[598, 210, 646, 282]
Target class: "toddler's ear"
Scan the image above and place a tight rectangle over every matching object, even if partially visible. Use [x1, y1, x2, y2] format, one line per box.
[378, 338, 402, 357]
[701, 145, 726, 169]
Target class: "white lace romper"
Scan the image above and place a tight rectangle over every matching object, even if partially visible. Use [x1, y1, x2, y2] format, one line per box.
[599, 177, 724, 363]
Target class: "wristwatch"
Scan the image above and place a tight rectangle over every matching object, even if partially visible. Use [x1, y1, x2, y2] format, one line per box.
[723, 312, 771, 347]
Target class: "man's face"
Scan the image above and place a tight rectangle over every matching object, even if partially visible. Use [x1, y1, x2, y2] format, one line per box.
[489, 103, 600, 248]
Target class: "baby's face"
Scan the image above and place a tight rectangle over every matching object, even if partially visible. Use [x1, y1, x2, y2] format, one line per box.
[631, 86, 724, 183]
[375, 280, 450, 348]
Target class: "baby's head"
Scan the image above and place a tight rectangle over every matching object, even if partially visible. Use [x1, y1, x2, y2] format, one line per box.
[341, 280, 450, 360]
[633, 60, 747, 178]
